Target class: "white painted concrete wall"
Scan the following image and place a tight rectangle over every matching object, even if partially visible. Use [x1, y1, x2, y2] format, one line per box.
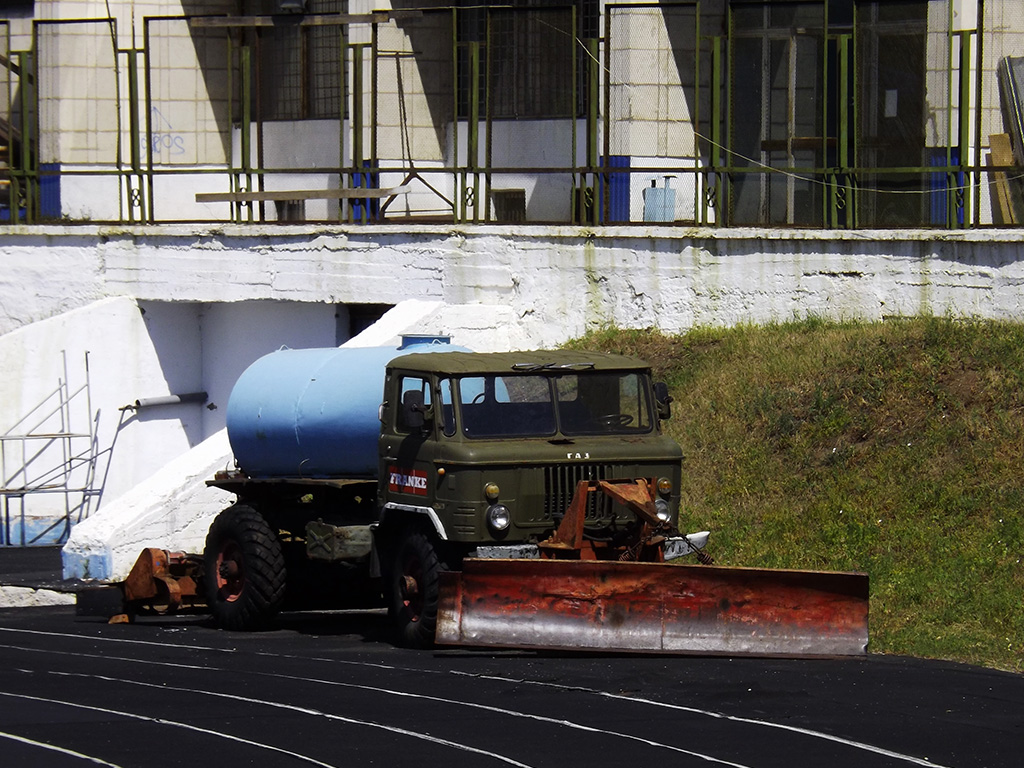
[0, 297, 200, 545]
[3, 224, 1024, 342]
[0, 294, 346, 545]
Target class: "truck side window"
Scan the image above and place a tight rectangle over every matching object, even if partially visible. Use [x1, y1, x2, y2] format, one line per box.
[439, 378, 456, 437]
[397, 376, 432, 433]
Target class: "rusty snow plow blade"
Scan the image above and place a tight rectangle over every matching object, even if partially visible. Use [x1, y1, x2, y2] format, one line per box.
[435, 561, 868, 657]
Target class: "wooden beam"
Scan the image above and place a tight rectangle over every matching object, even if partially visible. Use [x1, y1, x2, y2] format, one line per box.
[989, 134, 1019, 226]
[188, 11, 421, 29]
[195, 185, 409, 203]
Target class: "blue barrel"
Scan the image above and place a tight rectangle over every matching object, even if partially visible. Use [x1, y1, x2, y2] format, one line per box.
[226, 343, 461, 478]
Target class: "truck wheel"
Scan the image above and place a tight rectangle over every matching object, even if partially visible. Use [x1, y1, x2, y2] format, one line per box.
[203, 504, 286, 631]
[387, 529, 444, 649]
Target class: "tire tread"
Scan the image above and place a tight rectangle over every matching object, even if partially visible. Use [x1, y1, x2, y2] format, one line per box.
[204, 505, 286, 631]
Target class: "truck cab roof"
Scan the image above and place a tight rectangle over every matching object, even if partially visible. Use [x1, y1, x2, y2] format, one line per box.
[387, 349, 651, 376]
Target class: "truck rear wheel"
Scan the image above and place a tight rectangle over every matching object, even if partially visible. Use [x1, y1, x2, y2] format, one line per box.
[204, 504, 286, 631]
[387, 529, 445, 649]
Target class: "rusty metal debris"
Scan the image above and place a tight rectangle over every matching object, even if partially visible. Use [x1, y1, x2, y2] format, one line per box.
[118, 548, 205, 620]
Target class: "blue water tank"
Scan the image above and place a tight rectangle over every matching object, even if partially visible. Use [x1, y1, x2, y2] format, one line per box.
[226, 342, 461, 479]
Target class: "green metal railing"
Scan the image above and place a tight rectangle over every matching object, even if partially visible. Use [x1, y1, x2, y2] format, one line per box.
[0, 2, 1014, 228]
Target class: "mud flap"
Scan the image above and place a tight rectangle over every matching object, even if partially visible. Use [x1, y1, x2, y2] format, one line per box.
[435, 559, 868, 657]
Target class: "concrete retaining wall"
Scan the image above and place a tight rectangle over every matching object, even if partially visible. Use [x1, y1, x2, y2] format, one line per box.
[2, 225, 1023, 343]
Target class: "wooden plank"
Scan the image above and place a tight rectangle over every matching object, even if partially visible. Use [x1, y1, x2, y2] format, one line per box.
[989, 133, 1018, 226]
[188, 11, 421, 29]
[196, 185, 409, 204]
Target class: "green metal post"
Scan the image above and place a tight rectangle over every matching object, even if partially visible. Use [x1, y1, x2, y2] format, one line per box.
[352, 43, 364, 223]
[602, 7, 612, 225]
[956, 31, 972, 228]
[707, 36, 723, 225]
[239, 45, 253, 223]
[822, 18, 830, 228]
[572, 7, 579, 223]
[338, 25, 346, 223]
[485, 10, 493, 223]
[371, 22, 379, 221]
[143, 18, 156, 222]
[20, 49, 35, 223]
[972, 6, 984, 226]
[451, 8, 459, 223]
[126, 49, 144, 223]
[6, 49, 22, 221]
[693, 3, 701, 225]
[850, 11, 859, 229]
[587, 37, 599, 225]
[836, 34, 853, 228]
[466, 41, 481, 222]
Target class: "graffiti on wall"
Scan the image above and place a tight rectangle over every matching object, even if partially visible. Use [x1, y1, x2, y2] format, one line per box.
[141, 107, 186, 156]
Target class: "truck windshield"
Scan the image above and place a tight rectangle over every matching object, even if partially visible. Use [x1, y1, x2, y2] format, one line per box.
[457, 372, 653, 438]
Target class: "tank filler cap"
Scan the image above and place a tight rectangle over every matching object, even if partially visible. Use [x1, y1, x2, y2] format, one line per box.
[400, 334, 452, 349]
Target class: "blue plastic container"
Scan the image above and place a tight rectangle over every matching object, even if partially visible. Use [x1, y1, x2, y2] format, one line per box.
[226, 342, 461, 478]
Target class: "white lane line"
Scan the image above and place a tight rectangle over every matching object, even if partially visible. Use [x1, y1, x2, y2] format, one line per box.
[0, 729, 123, 766]
[0, 690, 338, 768]
[0, 626, 952, 767]
[238, 668, 753, 767]
[3, 642, 752, 767]
[451, 673, 954, 768]
[46, 670, 536, 768]
[596, 693, 949, 768]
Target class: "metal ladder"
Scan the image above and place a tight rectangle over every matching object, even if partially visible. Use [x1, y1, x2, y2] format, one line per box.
[0, 352, 102, 546]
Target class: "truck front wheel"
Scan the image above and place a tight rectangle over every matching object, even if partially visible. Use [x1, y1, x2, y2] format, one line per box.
[387, 529, 445, 648]
[203, 504, 286, 631]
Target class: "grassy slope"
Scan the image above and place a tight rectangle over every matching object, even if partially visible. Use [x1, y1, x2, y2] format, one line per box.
[571, 318, 1024, 672]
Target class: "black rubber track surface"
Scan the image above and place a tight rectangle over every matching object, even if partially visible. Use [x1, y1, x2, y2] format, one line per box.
[0, 605, 1020, 768]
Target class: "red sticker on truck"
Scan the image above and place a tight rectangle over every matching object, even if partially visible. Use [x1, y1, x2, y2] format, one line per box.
[388, 466, 428, 496]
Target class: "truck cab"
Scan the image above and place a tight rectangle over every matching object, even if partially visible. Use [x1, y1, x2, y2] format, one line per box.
[374, 350, 682, 645]
[378, 350, 682, 548]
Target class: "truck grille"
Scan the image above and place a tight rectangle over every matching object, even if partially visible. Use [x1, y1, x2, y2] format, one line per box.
[543, 464, 615, 521]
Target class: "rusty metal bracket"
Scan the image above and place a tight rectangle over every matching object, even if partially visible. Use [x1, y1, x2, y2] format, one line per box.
[121, 548, 205, 617]
[538, 478, 669, 561]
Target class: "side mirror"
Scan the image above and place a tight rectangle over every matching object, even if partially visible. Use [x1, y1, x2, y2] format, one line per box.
[654, 381, 673, 421]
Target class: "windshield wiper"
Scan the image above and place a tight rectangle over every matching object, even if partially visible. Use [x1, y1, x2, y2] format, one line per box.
[511, 362, 596, 372]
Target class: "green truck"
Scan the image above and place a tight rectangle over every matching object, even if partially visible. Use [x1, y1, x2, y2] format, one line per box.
[202, 346, 686, 647]
[122, 343, 867, 656]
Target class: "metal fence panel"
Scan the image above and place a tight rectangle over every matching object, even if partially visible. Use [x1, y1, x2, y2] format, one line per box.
[35, 19, 121, 220]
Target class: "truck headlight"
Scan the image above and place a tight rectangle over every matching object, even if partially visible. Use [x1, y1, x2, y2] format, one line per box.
[487, 504, 511, 531]
[654, 499, 672, 522]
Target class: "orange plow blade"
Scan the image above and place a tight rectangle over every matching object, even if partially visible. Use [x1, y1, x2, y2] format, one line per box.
[435, 559, 869, 657]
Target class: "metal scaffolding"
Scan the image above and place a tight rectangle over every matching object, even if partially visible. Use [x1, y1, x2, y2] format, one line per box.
[0, 353, 102, 547]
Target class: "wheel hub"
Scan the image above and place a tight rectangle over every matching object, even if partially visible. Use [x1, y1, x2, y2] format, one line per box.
[216, 540, 244, 603]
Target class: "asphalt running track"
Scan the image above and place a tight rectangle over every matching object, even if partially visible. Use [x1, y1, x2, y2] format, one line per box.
[0, 606, 1020, 768]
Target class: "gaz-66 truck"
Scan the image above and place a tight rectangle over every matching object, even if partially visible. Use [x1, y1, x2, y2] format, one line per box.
[121, 342, 869, 657]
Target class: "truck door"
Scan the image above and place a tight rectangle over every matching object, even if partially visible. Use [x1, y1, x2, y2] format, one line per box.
[380, 373, 438, 509]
